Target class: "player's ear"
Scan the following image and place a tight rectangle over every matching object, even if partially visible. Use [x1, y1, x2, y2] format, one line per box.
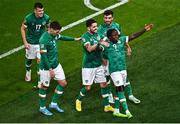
[87, 27, 90, 31]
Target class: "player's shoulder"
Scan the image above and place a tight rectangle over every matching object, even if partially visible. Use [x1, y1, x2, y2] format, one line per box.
[25, 13, 34, 20]
[81, 32, 91, 43]
[82, 32, 89, 39]
[119, 36, 128, 42]
[39, 32, 50, 43]
[112, 22, 121, 28]
[43, 14, 50, 20]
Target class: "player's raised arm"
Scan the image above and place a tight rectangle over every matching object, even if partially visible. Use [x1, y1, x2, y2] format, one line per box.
[128, 23, 153, 41]
[58, 35, 81, 41]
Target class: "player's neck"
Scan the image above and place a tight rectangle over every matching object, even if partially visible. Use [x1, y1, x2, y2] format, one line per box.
[88, 31, 95, 35]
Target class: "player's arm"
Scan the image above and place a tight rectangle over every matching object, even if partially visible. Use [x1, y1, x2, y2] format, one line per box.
[128, 23, 153, 42]
[125, 42, 132, 56]
[59, 35, 81, 41]
[40, 43, 54, 77]
[20, 21, 30, 49]
[84, 43, 98, 52]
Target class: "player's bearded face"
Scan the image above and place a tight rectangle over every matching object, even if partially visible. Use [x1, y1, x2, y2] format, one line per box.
[89, 23, 97, 34]
[110, 31, 119, 43]
[104, 15, 113, 25]
[35, 8, 44, 18]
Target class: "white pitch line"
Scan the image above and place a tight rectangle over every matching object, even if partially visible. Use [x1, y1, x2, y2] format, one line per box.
[84, 0, 101, 11]
[0, 0, 128, 60]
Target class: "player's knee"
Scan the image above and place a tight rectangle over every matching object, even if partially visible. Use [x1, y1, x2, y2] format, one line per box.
[116, 85, 124, 92]
[85, 85, 91, 91]
[37, 59, 40, 64]
[58, 80, 67, 87]
[100, 82, 108, 88]
[40, 84, 48, 90]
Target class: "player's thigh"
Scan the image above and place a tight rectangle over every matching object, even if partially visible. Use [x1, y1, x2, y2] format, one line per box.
[54, 64, 66, 81]
[25, 44, 39, 59]
[94, 66, 106, 84]
[39, 69, 51, 87]
[82, 68, 95, 85]
[120, 70, 127, 85]
[110, 71, 124, 86]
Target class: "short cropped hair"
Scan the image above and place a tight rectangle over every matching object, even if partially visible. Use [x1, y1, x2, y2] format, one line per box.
[107, 29, 117, 38]
[86, 19, 96, 27]
[34, 2, 43, 9]
[104, 10, 113, 16]
[50, 21, 62, 30]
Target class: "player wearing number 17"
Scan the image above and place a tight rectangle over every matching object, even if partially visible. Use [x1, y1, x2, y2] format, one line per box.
[20, 2, 50, 83]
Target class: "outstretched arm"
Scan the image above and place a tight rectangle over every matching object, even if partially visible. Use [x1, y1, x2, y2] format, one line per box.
[129, 24, 153, 41]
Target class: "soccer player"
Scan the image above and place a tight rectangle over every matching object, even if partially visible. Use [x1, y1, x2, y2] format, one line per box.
[21, 2, 50, 83]
[38, 21, 81, 116]
[98, 10, 140, 104]
[102, 24, 153, 118]
[75, 19, 115, 114]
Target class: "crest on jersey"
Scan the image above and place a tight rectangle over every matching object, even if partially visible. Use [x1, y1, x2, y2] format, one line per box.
[82, 38, 86, 43]
[42, 21, 46, 25]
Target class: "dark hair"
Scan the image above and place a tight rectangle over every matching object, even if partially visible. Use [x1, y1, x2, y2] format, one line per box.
[104, 10, 113, 16]
[107, 29, 117, 38]
[50, 21, 62, 30]
[86, 19, 96, 27]
[34, 2, 43, 9]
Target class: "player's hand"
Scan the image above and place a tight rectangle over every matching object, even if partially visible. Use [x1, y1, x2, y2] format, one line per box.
[49, 69, 55, 78]
[24, 42, 30, 49]
[127, 46, 132, 56]
[144, 24, 153, 31]
[99, 40, 109, 47]
[75, 37, 81, 41]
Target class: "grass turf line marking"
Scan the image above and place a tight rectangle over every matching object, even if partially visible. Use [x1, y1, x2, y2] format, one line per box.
[84, 0, 101, 11]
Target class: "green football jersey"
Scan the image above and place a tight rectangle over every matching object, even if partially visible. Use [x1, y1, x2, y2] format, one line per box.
[97, 21, 124, 39]
[81, 32, 102, 68]
[103, 36, 128, 74]
[24, 13, 50, 44]
[39, 31, 75, 70]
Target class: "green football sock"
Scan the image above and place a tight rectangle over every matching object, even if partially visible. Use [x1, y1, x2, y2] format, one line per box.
[25, 58, 32, 71]
[39, 88, 47, 108]
[118, 91, 129, 111]
[77, 87, 87, 101]
[101, 87, 110, 106]
[114, 92, 120, 109]
[124, 83, 133, 97]
[51, 85, 64, 103]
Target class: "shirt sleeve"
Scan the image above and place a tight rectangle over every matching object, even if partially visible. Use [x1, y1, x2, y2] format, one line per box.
[81, 36, 90, 46]
[40, 40, 51, 69]
[120, 36, 129, 44]
[57, 34, 75, 41]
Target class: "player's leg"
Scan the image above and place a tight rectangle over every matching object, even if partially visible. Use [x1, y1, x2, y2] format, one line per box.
[99, 82, 114, 112]
[25, 57, 32, 82]
[76, 85, 91, 112]
[38, 69, 52, 116]
[124, 77, 140, 104]
[103, 60, 114, 103]
[111, 71, 132, 118]
[25, 44, 36, 82]
[113, 93, 127, 118]
[95, 66, 114, 112]
[36, 47, 41, 88]
[49, 64, 66, 113]
[75, 68, 94, 112]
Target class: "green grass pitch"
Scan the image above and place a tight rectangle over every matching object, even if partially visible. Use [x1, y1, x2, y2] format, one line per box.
[0, 0, 179, 122]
